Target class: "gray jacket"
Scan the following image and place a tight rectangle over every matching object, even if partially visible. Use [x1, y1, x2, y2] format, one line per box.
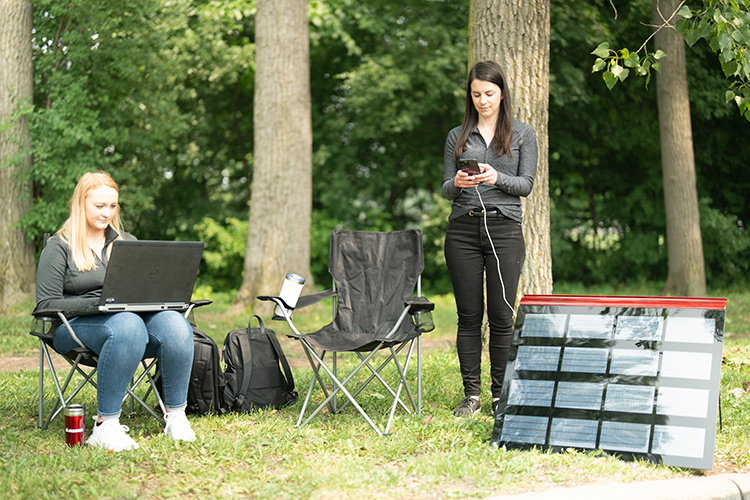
[35, 226, 135, 313]
[442, 119, 538, 222]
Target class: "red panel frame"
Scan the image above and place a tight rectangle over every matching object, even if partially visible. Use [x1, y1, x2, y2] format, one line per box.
[520, 294, 727, 310]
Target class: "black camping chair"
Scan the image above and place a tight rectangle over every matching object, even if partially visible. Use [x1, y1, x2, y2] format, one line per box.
[29, 301, 210, 430]
[259, 229, 434, 435]
[29, 235, 210, 430]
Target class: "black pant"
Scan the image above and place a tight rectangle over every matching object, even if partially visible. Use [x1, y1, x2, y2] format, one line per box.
[444, 212, 525, 399]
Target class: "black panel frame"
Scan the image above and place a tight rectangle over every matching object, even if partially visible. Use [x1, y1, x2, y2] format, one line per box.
[489, 297, 726, 470]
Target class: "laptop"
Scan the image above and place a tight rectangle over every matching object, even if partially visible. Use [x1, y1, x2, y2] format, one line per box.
[70, 240, 204, 316]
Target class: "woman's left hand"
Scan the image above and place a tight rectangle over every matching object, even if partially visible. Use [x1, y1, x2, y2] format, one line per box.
[477, 163, 497, 185]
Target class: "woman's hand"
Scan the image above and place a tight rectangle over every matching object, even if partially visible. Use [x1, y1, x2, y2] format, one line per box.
[454, 169, 481, 188]
[477, 163, 497, 185]
[454, 163, 497, 188]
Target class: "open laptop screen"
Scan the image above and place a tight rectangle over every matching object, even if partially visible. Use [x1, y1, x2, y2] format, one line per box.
[71, 240, 204, 315]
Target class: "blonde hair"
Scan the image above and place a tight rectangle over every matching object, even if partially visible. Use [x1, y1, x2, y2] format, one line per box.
[58, 171, 124, 271]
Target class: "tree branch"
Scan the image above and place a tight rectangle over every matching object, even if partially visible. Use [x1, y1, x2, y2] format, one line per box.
[608, 0, 618, 20]
[635, 0, 687, 54]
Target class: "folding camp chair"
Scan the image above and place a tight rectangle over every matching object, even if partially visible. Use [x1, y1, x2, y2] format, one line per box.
[259, 229, 435, 436]
[29, 301, 211, 430]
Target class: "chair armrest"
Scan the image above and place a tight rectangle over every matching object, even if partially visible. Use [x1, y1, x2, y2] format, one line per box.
[30, 308, 64, 341]
[258, 289, 336, 310]
[296, 289, 337, 308]
[405, 296, 434, 313]
[258, 290, 336, 333]
[190, 299, 213, 308]
[32, 308, 64, 319]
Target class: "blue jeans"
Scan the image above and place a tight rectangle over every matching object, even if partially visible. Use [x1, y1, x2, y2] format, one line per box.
[53, 311, 194, 418]
[444, 213, 525, 399]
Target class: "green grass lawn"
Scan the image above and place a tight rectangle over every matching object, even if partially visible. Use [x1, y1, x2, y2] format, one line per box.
[1, 285, 749, 499]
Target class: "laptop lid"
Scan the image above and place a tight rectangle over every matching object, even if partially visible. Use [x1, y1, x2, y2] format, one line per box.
[94, 240, 204, 313]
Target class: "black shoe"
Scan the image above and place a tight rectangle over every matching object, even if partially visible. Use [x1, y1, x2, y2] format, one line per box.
[453, 397, 481, 417]
[492, 400, 500, 415]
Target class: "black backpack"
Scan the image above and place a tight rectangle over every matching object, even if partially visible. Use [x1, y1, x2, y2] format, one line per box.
[223, 315, 298, 412]
[185, 325, 227, 415]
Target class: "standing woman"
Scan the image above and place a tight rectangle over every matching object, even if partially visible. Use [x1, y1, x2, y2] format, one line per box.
[442, 61, 538, 416]
[35, 171, 196, 450]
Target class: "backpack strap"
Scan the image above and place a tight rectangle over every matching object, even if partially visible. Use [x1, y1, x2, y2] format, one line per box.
[234, 314, 262, 409]
[263, 322, 295, 392]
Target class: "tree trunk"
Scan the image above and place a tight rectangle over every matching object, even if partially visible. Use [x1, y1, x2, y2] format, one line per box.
[653, 0, 706, 296]
[469, 0, 553, 297]
[0, 0, 36, 312]
[233, 0, 313, 313]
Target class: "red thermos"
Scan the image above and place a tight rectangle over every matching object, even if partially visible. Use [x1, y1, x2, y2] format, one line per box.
[63, 404, 85, 446]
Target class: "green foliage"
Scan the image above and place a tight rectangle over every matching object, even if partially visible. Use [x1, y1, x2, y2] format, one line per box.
[15, 0, 750, 295]
[308, 0, 468, 292]
[591, 42, 666, 89]
[676, 1, 750, 118]
[553, 0, 750, 288]
[26, 0, 188, 240]
[550, 0, 670, 287]
[192, 217, 249, 291]
[419, 193, 452, 293]
[590, 0, 750, 119]
[699, 200, 750, 285]
[23, 0, 464, 293]
[24, 0, 253, 246]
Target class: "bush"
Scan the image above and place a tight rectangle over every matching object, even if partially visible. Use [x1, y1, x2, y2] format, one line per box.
[700, 201, 750, 286]
[192, 217, 248, 291]
[419, 193, 452, 294]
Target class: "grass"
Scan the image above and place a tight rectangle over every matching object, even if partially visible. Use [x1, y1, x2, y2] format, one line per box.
[1, 284, 749, 499]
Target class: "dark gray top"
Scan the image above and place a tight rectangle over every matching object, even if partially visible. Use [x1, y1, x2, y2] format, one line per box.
[35, 226, 135, 313]
[442, 119, 538, 222]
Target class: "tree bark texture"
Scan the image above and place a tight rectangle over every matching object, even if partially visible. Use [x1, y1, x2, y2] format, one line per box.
[469, 0, 553, 297]
[234, 0, 313, 312]
[0, 0, 36, 312]
[653, 0, 706, 296]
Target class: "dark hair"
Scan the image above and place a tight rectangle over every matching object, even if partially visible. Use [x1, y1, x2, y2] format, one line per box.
[454, 60, 513, 160]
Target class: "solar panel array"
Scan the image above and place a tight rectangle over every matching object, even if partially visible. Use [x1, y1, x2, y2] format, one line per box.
[489, 296, 726, 470]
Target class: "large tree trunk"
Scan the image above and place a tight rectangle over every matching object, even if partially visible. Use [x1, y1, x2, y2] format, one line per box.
[469, 0, 553, 297]
[233, 0, 313, 313]
[653, 0, 706, 296]
[0, 0, 36, 312]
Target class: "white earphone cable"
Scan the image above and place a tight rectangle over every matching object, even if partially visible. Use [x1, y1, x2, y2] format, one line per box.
[475, 186, 517, 319]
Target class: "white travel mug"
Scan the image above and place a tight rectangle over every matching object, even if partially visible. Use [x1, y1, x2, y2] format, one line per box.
[274, 273, 306, 318]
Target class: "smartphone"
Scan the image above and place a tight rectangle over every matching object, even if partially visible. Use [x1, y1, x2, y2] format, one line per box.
[459, 159, 480, 175]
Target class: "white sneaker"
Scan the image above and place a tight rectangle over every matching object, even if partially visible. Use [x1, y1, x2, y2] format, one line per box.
[86, 419, 139, 452]
[164, 411, 196, 442]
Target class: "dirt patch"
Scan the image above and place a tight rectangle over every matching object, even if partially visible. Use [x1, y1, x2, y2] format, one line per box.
[0, 336, 456, 373]
[0, 353, 65, 372]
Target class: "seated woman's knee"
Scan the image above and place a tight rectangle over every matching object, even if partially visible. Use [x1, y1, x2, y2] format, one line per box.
[107, 312, 149, 347]
[148, 310, 192, 345]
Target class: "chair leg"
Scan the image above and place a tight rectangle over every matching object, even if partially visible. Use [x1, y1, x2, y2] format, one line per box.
[296, 340, 385, 435]
[38, 342, 165, 429]
[332, 352, 338, 413]
[384, 340, 418, 435]
[144, 363, 166, 416]
[38, 341, 44, 429]
[343, 342, 414, 414]
[296, 348, 334, 428]
[122, 359, 165, 425]
[40, 347, 97, 430]
[294, 335, 423, 436]
[417, 336, 422, 416]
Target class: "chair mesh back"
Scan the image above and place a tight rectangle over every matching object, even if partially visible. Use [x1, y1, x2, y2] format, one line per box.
[328, 230, 423, 342]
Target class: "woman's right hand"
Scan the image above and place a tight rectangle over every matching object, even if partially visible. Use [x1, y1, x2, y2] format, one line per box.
[454, 169, 481, 189]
